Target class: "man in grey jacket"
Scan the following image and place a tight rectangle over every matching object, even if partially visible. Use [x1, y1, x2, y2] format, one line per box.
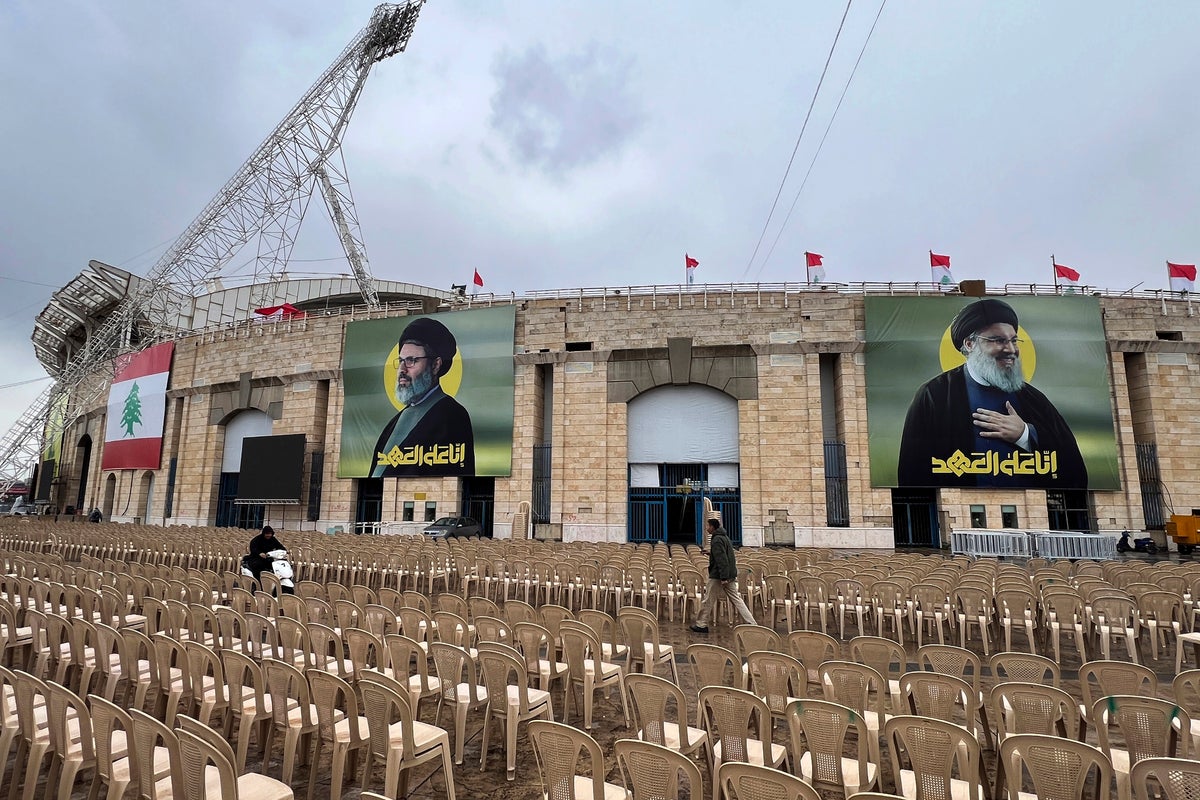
[690, 517, 756, 633]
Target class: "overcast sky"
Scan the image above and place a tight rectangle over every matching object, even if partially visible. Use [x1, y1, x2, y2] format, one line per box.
[3, 0, 1199, 440]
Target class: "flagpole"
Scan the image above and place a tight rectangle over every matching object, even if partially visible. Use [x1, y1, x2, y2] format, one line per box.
[805, 252, 811, 286]
[1051, 254, 1058, 291]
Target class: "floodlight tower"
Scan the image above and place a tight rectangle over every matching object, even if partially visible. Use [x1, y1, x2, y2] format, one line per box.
[0, 2, 426, 497]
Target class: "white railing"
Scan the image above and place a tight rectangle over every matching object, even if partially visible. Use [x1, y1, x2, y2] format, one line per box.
[951, 529, 1033, 558]
[1029, 531, 1118, 560]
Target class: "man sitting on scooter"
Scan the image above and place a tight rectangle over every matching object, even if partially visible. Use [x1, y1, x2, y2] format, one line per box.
[246, 525, 285, 585]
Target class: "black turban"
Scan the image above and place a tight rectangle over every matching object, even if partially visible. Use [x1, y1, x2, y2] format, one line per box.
[399, 317, 457, 377]
[950, 299, 1019, 349]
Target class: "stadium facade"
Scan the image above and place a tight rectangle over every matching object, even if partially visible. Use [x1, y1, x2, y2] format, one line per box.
[31, 270, 1200, 550]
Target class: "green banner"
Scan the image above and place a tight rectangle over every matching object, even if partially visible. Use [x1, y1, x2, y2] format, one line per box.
[338, 306, 515, 478]
[864, 296, 1119, 490]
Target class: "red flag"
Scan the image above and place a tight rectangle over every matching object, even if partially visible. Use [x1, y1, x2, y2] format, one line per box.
[805, 252, 824, 267]
[1169, 262, 1196, 292]
[473, 269, 484, 288]
[253, 303, 304, 319]
[1054, 264, 1081, 283]
[929, 252, 951, 268]
[685, 254, 699, 269]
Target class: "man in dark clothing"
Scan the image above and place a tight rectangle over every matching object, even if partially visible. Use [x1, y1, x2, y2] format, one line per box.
[690, 518, 756, 633]
[88, 508, 102, 523]
[371, 316, 475, 477]
[246, 525, 284, 585]
[897, 298, 1088, 489]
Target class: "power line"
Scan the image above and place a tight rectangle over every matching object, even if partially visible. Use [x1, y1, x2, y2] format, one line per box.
[742, 0, 855, 279]
[0, 376, 51, 392]
[756, 0, 888, 276]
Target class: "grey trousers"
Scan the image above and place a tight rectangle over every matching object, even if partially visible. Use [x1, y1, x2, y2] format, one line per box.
[695, 577, 756, 627]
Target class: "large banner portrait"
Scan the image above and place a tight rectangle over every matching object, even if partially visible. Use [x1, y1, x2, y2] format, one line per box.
[864, 296, 1119, 490]
[338, 306, 515, 478]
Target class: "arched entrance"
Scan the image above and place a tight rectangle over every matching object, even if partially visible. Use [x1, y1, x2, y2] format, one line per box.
[627, 385, 741, 544]
[139, 472, 155, 523]
[216, 410, 271, 528]
[102, 473, 117, 519]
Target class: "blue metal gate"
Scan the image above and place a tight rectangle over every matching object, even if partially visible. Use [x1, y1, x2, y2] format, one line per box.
[628, 481, 742, 545]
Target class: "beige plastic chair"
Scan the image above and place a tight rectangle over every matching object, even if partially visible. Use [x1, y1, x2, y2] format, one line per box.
[1172, 670, 1200, 755]
[559, 620, 630, 731]
[88, 693, 168, 800]
[578, 609, 629, 666]
[796, 576, 833, 634]
[184, 639, 230, 732]
[1094, 695, 1191, 800]
[618, 607, 679, 683]
[990, 681, 1079, 744]
[383, 632, 443, 718]
[717, 761, 820, 800]
[478, 642, 554, 780]
[1041, 591, 1088, 664]
[358, 669, 456, 800]
[688, 643, 745, 694]
[307, 668, 371, 800]
[898, 671, 985, 748]
[997, 733, 1112, 800]
[44, 678, 95, 800]
[911, 584, 951, 648]
[787, 697, 879, 798]
[625, 672, 708, 764]
[176, 723, 294, 800]
[849, 636, 906, 715]
[429, 641, 488, 766]
[614, 738, 705, 800]
[916, 644, 993, 751]
[10, 669, 54, 800]
[260, 657, 319, 785]
[513, 621, 569, 705]
[870, 580, 909, 642]
[818, 661, 887, 767]
[884, 714, 985, 800]
[128, 707, 184, 800]
[1135, 590, 1184, 662]
[834, 579, 871, 640]
[788, 630, 840, 689]
[1091, 596, 1141, 663]
[994, 589, 1039, 654]
[700, 685, 787, 797]
[222, 648, 273, 773]
[988, 651, 1060, 688]
[1078, 660, 1158, 744]
[528, 719, 631, 800]
[746, 650, 806, 727]
[1130, 756, 1200, 800]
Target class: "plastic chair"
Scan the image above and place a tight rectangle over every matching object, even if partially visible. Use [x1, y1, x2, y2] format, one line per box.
[528, 719, 630, 800]
[560, 620, 630, 731]
[176, 723, 294, 800]
[1041, 590, 1088, 664]
[885, 715, 985, 800]
[1130, 756, 1200, 800]
[222, 649, 273, 773]
[699, 685, 788, 799]
[578, 609, 629, 666]
[1091, 596, 1141, 663]
[849, 636, 906, 715]
[618, 607, 679, 683]
[898, 671, 985, 748]
[911, 584, 951, 648]
[88, 693, 169, 800]
[128, 707, 184, 800]
[916, 644, 993, 751]
[787, 697, 879, 798]
[688, 643, 745, 694]
[818, 661, 888, 767]
[358, 669, 456, 800]
[746, 650, 806, 727]
[994, 589, 1039, 654]
[429, 641, 489, 766]
[988, 651, 1060, 687]
[997, 733, 1111, 800]
[615, 738, 705, 800]
[513, 621, 569, 707]
[261, 657, 320, 785]
[1095, 695, 1190, 800]
[787, 630, 840, 689]
[478, 642, 554, 780]
[1171, 669, 1200, 755]
[625, 672, 708, 764]
[307, 668, 371, 800]
[717, 761, 820, 800]
[990, 681, 1079, 743]
[1078, 660, 1157, 744]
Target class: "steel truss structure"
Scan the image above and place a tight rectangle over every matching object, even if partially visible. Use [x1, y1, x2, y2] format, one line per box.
[0, 2, 426, 498]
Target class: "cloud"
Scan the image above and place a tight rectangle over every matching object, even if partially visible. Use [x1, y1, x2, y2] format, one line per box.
[488, 43, 643, 175]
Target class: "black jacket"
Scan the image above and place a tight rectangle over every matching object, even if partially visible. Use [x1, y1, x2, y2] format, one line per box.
[708, 527, 738, 581]
[371, 393, 476, 477]
[249, 531, 284, 558]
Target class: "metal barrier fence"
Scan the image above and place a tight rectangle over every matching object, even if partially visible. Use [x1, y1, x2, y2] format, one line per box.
[1029, 531, 1117, 560]
[950, 530, 1033, 558]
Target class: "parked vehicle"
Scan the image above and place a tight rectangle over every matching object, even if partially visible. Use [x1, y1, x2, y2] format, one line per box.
[1, 498, 32, 516]
[423, 516, 487, 539]
[1116, 531, 1159, 555]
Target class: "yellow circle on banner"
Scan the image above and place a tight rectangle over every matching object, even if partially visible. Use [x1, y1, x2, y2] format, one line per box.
[938, 325, 1036, 381]
[383, 346, 464, 412]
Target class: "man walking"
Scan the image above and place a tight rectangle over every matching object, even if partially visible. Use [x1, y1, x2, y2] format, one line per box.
[690, 517, 756, 633]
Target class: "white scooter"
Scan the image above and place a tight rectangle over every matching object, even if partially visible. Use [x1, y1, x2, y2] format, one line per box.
[241, 548, 295, 590]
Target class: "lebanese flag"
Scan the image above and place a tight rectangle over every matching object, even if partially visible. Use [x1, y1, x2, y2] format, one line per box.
[805, 252, 825, 283]
[473, 269, 484, 288]
[930, 252, 954, 292]
[1054, 263, 1081, 287]
[253, 303, 304, 320]
[1169, 262, 1196, 292]
[685, 253, 699, 285]
[101, 342, 174, 470]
